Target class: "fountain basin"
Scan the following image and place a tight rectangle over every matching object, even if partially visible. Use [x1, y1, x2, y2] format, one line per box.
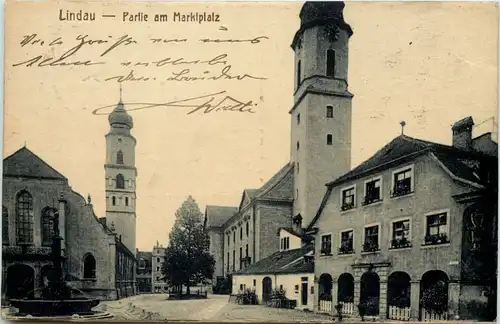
[9, 298, 100, 316]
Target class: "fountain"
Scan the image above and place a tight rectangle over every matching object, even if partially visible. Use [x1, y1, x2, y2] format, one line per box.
[8, 206, 102, 318]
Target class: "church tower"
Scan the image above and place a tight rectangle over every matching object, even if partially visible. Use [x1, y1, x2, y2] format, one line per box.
[290, 2, 353, 228]
[105, 92, 137, 255]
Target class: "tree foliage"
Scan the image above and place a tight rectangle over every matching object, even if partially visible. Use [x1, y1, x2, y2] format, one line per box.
[161, 196, 214, 294]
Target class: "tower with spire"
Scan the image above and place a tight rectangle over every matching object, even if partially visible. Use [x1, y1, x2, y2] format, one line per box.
[290, 1, 353, 227]
[105, 88, 137, 256]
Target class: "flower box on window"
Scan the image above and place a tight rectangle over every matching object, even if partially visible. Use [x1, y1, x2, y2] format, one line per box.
[341, 202, 355, 211]
[320, 242, 332, 256]
[390, 237, 412, 249]
[424, 233, 449, 246]
[338, 243, 354, 255]
[362, 195, 382, 206]
[391, 185, 412, 198]
[362, 241, 379, 252]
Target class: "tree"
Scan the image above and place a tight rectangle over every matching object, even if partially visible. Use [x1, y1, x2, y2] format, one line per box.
[162, 196, 215, 295]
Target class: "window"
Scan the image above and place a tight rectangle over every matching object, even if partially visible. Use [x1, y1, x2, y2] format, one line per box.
[157, 257, 160, 262]
[392, 167, 413, 197]
[239, 247, 242, 261]
[83, 254, 96, 279]
[327, 134, 333, 145]
[139, 258, 146, 269]
[112, 196, 116, 206]
[297, 113, 301, 125]
[16, 190, 34, 245]
[253, 279, 256, 286]
[116, 150, 124, 164]
[246, 222, 249, 236]
[156, 267, 160, 271]
[2, 206, 8, 245]
[280, 237, 290, 251]
[125, 197, 129, 206]
[363, 225, 380, 252]
[297, 162, 299, 173]
[326, 49, 335, 77]
[233, 232, 236, 243]
[320, 234, 332, 255]
[41, 207, 57, 246]
[240, 284, 244, 291]
[341, 186, 356, 211]
[240, 227, 243, 240]
[245, 244, 249, 257]
[364, 178, 382, 205]
[424, 212, 449, 245]
[297, 141, 300, 151]
[339, 230, 354, 254]
[227, 234, 230, 246]
[116, 174, 125, 189]
[391, 219, 411, 249]
[232, 250, 235, 271]
[227, 252, 230, 273]
[297, 60, 302, 88]
[326, 106, 333, 118]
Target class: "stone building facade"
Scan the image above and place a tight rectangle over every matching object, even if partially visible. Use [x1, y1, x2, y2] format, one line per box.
[210, 163, 295, 280]
[1, 147, 136, 301]
[309, 118, 497, 320]
[136, 250, 153, 293]
[152, 242, 167, 293]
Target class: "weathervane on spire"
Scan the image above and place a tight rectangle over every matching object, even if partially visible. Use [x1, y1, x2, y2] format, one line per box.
[400, 121, 406, 135]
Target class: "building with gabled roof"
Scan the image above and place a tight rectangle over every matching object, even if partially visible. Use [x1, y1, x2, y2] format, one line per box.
[2, 146, 136, 302]
[309, 117, 497, 320]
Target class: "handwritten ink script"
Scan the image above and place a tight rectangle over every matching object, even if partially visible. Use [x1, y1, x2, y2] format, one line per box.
[92, 91, 257, 116]
[12, 25, 270, 115]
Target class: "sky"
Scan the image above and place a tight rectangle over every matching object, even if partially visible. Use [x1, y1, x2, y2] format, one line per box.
[4, 2, 498, 251]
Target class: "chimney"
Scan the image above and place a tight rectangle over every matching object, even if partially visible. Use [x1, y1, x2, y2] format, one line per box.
[452, 116, 474, 151]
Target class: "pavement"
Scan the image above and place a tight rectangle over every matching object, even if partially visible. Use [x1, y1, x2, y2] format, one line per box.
[101, 293, 334, 322]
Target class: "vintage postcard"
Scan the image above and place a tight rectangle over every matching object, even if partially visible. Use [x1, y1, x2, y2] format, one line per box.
[1, 0, 498, 322]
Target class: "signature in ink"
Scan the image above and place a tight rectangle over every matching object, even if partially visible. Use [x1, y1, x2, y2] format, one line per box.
[92, 91, 257, 116]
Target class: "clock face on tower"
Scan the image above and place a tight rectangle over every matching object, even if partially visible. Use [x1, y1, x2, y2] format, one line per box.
[324, 24, 340, 42]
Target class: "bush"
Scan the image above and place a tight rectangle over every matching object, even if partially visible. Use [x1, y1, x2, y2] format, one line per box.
[420, 284, 447, 314]
[213, 275, 232, 294]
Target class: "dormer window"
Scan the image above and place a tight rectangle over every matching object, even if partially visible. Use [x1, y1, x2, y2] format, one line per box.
[297, 113, 301, 125]
[280, 237, 290, 251]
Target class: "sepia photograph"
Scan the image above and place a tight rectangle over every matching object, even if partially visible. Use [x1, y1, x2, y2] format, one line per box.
[1, 0, 498, 321]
